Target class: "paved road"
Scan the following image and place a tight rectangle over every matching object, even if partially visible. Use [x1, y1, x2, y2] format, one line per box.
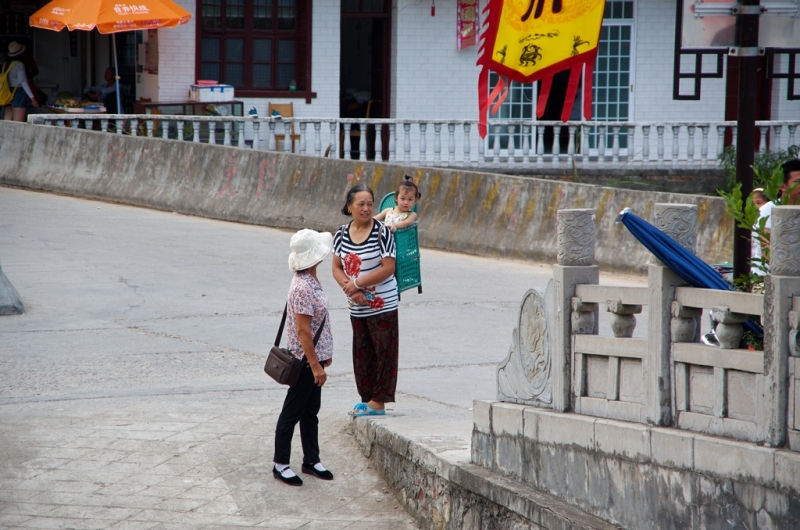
[0, 186, 645, 529]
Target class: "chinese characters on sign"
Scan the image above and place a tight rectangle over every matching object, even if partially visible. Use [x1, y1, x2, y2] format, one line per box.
[476, 0, 606, 137]
[457, 0, 480, 51]
[113, 4, 151, 15]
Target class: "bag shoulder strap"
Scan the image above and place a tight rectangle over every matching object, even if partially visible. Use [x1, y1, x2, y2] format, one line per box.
[274, 302, 326, 348]
[335, 224, 345, 250]
[1, 61, 18, 76]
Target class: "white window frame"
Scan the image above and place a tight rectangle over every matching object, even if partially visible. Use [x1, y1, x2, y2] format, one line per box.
[587, 0, 636, 157]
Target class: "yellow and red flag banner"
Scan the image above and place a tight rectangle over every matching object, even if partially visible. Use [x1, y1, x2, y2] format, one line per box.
[477, 0, 606, 137]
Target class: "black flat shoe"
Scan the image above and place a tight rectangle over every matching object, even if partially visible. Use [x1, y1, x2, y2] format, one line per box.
[273, 466, 303, 486]
[301, 462, 334, 480]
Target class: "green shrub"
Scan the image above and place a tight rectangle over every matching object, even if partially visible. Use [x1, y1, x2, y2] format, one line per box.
[717, 145, 798, 291]
[718, 144, 799, 191]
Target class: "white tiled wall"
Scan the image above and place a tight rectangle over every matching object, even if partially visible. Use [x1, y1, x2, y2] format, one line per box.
[633, 0, 726, 123]
[392, 0, 481, 120]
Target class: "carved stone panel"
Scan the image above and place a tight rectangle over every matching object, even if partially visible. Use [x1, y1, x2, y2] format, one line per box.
[556, 209, 595, 266]
[770, 206, 800, 277]
[497, 283, 554, 406]
[651, 204, 697, 267]
[652, 204, 698, 254]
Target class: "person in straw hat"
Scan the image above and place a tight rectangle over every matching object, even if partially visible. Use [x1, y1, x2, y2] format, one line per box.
[273, 229, 335, 486]
[2, 41, 39, 122]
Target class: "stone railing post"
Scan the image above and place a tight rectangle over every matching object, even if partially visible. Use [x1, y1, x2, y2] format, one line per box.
[763, 206, 800, 447]
[671, 301, 701, 343]
[710, 306, 748, 349]
[649, 203, 697, 426]
[606, 298, 642, 338]
[554, 209, 599, 412]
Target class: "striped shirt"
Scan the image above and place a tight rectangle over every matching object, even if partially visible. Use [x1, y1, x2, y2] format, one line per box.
[334, 220, 398, 318]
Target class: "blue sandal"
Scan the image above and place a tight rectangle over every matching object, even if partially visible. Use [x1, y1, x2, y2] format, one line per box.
[348, 403, 385, 416]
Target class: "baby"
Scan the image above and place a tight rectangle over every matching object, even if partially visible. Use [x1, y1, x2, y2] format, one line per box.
[374, 175, 421, 232]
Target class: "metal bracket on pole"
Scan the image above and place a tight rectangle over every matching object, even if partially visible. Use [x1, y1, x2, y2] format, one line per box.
[733, 5, 765, 15]
[693, 2, 798, 17]
[728, 46, 766, 56]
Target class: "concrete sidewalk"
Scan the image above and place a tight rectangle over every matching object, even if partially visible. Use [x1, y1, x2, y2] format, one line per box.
[0, 186, 645, 529]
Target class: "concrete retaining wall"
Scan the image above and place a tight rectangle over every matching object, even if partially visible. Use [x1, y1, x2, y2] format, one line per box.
[0, 122, 733, 272]
[472, 402, 800, 530]
[351, 419, 619, 530]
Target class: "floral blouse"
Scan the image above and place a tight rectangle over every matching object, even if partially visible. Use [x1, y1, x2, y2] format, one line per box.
[285, 271, 333, 363]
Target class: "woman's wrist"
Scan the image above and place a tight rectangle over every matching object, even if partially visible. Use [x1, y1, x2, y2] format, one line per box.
[353, 278, 360, 289]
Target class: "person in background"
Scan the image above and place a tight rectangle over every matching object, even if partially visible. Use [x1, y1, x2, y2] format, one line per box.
[779, 158, 800, 206]
[750, 159, 800, 277]
[750, 187, 771, 277]
[751, 188, 768, 209]
[84, 67, 117, 103]
[2, 41, 39, 122]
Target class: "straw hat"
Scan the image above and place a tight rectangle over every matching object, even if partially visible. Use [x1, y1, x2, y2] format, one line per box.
[288, 229, 332, 271]
[7, 42, 25, 57]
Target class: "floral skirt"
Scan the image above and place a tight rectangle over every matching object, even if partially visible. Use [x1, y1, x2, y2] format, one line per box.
[351, 310, 399, 403]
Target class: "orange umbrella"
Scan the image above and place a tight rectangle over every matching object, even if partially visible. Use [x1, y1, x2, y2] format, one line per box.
[30, 0, 191, 112]
[30, 0, 190, 34]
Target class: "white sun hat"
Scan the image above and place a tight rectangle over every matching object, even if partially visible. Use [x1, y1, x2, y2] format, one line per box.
[288, 229, 332, 271]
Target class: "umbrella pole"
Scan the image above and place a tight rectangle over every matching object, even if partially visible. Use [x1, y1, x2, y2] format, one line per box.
[112, 33, 122, 114]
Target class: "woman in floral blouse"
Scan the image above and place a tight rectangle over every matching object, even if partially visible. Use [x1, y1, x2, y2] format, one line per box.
[273, 229, 335, 486]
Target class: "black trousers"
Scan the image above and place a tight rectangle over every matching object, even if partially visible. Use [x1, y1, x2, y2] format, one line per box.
[273, 364, 322, 465]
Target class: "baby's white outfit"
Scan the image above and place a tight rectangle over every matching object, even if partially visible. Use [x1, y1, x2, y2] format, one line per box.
[384, 209, 409, 225]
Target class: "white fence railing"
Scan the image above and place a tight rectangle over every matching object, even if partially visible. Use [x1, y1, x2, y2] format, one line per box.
[27, 114, 800, 171]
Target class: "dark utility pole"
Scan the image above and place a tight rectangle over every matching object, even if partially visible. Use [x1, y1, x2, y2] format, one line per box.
[732, 0, 761, 279]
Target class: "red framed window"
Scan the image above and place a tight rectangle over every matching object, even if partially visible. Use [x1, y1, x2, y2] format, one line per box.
[197, 0, 313, 99]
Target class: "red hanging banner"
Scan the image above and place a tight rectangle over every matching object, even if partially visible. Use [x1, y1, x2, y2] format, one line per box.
[457, 0, 480, 51]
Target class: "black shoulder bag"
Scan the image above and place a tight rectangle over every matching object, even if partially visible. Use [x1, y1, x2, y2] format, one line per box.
[264, 304, 326, 387]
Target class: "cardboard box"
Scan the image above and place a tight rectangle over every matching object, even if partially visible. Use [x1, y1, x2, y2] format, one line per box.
[189, 84, 235, 102]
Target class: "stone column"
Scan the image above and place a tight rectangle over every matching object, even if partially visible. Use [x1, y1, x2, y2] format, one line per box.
[553, 209, 598, 412]
[762, 206, 800, 447]
[648, 203, 697, 426]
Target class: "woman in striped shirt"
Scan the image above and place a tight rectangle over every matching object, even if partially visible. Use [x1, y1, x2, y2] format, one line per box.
[332, 184, 399, 416]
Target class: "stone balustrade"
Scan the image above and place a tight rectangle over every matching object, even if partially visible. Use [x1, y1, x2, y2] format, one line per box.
[481, 204, 800, 528]
[493, 203, 800, 447]
[27, 114, 800, 172]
